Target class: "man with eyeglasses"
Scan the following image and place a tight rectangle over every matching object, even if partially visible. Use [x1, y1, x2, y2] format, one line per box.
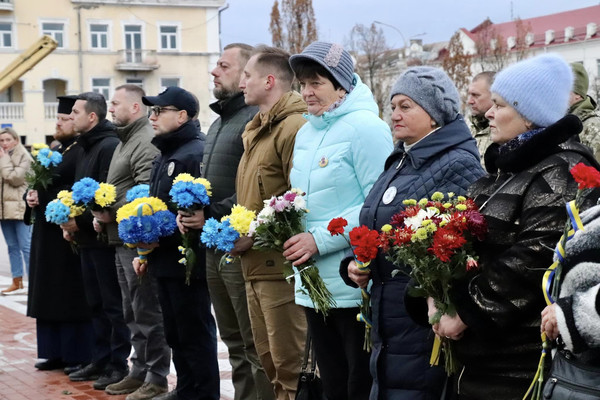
[134, 86, 219, 400]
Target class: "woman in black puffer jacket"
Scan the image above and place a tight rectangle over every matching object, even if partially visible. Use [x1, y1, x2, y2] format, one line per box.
[420, 54, 600, 399]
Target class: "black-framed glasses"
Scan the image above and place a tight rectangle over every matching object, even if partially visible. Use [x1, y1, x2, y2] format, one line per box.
[150, 106, 180, 117]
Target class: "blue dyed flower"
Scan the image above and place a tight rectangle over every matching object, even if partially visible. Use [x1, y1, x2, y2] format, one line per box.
[126, 184, 150, 202]
[118, 210, 176, 245]
[154, 210, 177, 236]
[45, 199, 70, 224]
[36, 148, 63, 168]
[170, 180, 210, 209]
[72, 177, 100, 205]
[200, 218, 221, 248]
[200, 218, 239, 252]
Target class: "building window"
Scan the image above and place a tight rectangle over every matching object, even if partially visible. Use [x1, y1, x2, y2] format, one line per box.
[126, 78, 144, 90]
[159, 25, 178, 50]
[90, 24, 108, 49]
[160, 78, 180, 92]
[92, 78, 110, 100]
[42, 22, 65, 48]
[0, 23, 12, 48]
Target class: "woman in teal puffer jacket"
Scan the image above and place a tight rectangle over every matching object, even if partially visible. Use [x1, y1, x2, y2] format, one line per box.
[283, 41, 393, 400]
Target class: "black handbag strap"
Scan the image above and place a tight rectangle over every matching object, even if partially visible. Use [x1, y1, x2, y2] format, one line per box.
[301, 331, 317, 374]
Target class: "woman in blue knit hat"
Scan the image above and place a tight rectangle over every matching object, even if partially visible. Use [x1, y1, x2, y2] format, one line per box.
[417, 54, 600, 399]
[284, 41, 394, 400]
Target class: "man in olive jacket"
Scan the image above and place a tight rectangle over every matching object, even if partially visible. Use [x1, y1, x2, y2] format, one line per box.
[233, 45, 307, 400]
[92, 84, 169, 399]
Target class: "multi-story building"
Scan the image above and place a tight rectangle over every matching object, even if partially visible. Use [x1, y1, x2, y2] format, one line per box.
[0, 0, 224, 144]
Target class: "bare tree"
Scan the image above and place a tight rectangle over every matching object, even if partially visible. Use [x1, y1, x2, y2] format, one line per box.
[513, 17, 532, 61]
[269, 0, 317, 54]
[474, 21, 508, 72]
[348, 23, 391, 116]
[269, 1, 284, 48]
[442, 32, 472, 112]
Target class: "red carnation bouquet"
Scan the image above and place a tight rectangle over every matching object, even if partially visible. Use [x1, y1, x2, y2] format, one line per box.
[381, 191, 487, 375]
[327, 217, 380, 351]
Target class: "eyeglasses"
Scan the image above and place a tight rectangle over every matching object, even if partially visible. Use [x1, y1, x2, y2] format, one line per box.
[150, 106, 180, 117]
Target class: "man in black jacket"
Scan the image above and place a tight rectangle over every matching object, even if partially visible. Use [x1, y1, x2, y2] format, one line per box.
[136, 86, 219, 400]
[61, 92, 131, 390]
[189, 43, 273, 400]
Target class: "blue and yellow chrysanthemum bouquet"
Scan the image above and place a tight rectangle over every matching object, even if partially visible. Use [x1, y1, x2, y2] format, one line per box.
[45, 190, 86, 252]
[116, 191, 177, 264]
[72, 177, 117, 241]
[169, 173, 211, 284]
[26, 143, 63, 191]
[201, 204, 256, 266]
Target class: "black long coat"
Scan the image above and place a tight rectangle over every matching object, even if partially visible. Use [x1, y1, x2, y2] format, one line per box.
[26, 137, 91, 322]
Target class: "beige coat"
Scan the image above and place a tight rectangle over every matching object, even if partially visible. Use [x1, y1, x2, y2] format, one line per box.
[0, 144, 32, 220]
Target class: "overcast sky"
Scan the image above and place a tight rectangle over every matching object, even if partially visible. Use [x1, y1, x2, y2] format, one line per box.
[220, 0, 600, 50]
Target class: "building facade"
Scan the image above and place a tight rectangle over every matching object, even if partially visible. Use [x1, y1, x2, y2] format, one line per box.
[0, 0, 224, 144]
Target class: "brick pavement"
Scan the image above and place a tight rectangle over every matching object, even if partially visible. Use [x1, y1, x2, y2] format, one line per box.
[0, 275, 235, 400]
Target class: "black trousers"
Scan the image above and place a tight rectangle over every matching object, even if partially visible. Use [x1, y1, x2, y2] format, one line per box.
[304, 306, 372, 400]
[80, 247, 131, 371]
[156, 276, 219, 400]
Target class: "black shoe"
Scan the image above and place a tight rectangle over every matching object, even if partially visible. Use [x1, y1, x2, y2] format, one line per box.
[35, 359, 66, 371]
[153, 390, 179, 400]
[63, 364, 85, 375]
[93, 369, 129, 390]
[69, 363, 104, 382]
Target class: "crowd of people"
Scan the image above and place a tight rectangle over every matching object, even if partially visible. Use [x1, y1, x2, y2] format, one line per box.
[1, 40, 599, 400]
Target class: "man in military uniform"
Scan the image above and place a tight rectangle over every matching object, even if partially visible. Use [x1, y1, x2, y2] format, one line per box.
[569, 63, 600, 161]
[467, 71, 495, 165]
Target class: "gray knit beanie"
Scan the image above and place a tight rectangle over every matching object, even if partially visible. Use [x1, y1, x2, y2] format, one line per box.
[390, 66, 460, 126]
[289, 41, 355, 92]
[491, 54, 572, 128]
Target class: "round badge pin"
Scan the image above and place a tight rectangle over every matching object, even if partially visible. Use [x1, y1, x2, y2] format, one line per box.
[318, 156, 328, 168]
[382, 186, 397, 205]
[167, 161, 175, 176]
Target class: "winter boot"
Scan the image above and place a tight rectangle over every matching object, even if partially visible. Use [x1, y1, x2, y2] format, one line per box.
[1, 277, 24, 295]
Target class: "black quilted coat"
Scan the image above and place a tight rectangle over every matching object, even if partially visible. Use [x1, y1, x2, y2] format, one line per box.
[341, 116, 485, 400]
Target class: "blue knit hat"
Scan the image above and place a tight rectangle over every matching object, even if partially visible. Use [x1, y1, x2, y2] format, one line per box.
[390, 66, 460, 126]
[289, 41, 355, 92]
[491, 54, 572, 128]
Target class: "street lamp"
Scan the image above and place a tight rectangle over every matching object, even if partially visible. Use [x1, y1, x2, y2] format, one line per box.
[374, 20, 407, 58]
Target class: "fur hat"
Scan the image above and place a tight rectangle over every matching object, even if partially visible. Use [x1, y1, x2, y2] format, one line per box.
[389, 66, 460, 126]
[289, 41, 355, 92]
[491, 54, 572, 128]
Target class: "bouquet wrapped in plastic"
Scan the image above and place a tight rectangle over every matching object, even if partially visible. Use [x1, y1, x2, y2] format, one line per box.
[251, 189, 335, 316]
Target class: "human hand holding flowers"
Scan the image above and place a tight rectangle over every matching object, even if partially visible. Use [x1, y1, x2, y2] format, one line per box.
[178, 209, 205, 231]
[26, 189, 39, 208]
[132, 257, 147, 277]
[282, 233, 318, 266]
[230, 236, 253, 257]
[348, 260, 370, 289]
[540, 304, 559, 341]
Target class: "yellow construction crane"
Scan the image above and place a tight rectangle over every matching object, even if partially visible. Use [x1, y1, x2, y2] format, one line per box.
[0, 35, 58, 93]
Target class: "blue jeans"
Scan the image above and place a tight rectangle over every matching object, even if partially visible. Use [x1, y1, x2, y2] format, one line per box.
[1, 220, 31, 278]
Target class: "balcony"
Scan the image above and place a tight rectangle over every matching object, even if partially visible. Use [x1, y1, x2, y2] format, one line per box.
[0, 0, 13, 11]
[0, 102, 24, 120]
[115, 49, 159, 71]
[45, 102, 58, 120]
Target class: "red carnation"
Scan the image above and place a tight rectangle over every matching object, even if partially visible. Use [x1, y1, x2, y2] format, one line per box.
[349, 226, 380, 263]
[570, 163, 600, 190]
[327, 217, 348, 236]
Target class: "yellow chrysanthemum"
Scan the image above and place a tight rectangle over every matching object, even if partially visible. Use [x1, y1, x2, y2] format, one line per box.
[431, 192, 444, 201]
[418, 198, 428, 207]
[193, 178, 213, 196]
[116, 197, 168, 222]
[402, 199, 417, 206]
[57, 190, 74, 207]
[70, 205, 85, 218]
[173, 173, 195, 183]
[443, 202, 452, 209]
[456, 204, 467, 211]
[426, 223, 437, 233]
[440, 220, 448, 227]
[457, 196, 466, 202]
[421, 219, 432, 226]
[381, 224, 392, 233]
[225, 204, 256, 235]
[447, 192, 455, 198]
[414, 227, 429, 241]
[31, 143, 49, 157]
[95, 183, 117, 208]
